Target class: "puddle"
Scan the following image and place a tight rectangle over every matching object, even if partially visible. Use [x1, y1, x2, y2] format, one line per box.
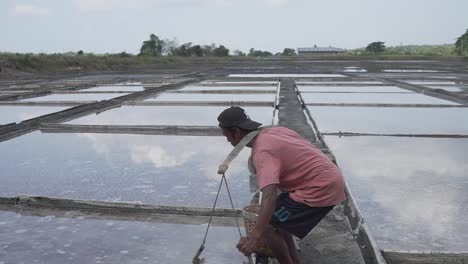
[0, 210, 244, 263]
[179, 85, 277, 91]
[0, 133, 255, 208]
[325, 136, 468, 251]
[228, 74, 346, 78]
[301, 93, 458, 105]
[298, 86, 410, 93]
[145, 93, 276, 102]
[21, 93, 129, 102]
[66, 106, 274, 126]
[307, 106, 468, 134]
[402, 81, 457, 85]
[80, 86, 145, 92]
[344, 67, 367, 72]
[0, 106, 68, 125]
[384, 69, 441, 73]
[201, 81, 278, 86]
[296, 82, 383, 85]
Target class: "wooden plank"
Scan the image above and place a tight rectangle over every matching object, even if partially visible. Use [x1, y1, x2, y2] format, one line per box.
[0, 195, 242, 218]
[0, 203, 240, 227]
[356, 223, 388, 264]
[40, 124, 223, 136]
[382, 250, 468, 264]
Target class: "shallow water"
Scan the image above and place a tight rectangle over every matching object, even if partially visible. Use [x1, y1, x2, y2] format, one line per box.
[66, 106, 275, 126]
[145, 93, 276, 102]
[298, 85, 410, 93]
[0, 210, 245, 263]
[21, 93, 129, 102]
[325, 136, 468, 251]
[301, 93, 458, 105]
[307, 106, 468, 134]
[0, 106, 68, 124]
[0, 132, 256, 208]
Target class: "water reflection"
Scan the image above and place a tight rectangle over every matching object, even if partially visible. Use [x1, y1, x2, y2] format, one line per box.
[179, 85, 276, 91]
[298, 86, 410, 93]
[307, 106, 468, 134]
[66, 106, 274, 126]
[81, 86, 145, 92]
[0, 211, 244, 263]
[325, 136, 468, 251]
[21, 93, 129, 102]
[145, 93, 276, 102]
[0, 106, 68, 124]
[0, 132, 253, 207]
[228, 74, 346, 78]
[301, 93, 457, 105]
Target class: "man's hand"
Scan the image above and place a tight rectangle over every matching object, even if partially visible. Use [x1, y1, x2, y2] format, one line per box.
[236, 236, 257, 256]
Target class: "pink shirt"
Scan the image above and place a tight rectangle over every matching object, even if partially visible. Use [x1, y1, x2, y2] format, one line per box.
[251, 126, 346, 207]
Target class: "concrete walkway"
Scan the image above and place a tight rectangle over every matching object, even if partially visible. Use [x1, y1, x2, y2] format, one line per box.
[277, 79, 364, 264]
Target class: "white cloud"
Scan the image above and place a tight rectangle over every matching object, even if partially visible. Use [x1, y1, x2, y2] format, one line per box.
[14, 4, 52, 16]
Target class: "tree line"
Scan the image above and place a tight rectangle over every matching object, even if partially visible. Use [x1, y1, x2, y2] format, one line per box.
[138, 34, 297, 57]
[364, 29, 468, 55]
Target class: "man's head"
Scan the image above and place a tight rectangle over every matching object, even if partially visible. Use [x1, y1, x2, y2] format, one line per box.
[217, 107, 262, 146]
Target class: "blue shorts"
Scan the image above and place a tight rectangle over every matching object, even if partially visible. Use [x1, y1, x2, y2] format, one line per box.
[270, 193, 334, 239]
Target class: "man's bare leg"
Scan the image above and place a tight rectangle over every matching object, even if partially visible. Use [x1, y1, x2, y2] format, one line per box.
[263, 226, 294, 264]
[278, 229, 301, 264]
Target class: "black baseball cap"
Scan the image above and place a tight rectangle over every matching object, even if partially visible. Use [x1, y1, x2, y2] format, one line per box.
[217, 107, 262, 130]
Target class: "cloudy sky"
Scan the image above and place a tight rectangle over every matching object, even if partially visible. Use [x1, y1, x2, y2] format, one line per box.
[1, 0, 467, 54]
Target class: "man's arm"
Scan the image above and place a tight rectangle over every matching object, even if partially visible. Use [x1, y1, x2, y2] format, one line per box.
[254, 184, 278, 239]
[237, 184, 278, 256]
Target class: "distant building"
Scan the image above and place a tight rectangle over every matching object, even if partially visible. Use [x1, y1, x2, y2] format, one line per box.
[297, 46, 345, 56]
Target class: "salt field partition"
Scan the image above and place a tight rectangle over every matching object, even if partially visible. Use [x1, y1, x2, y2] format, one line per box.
[0, 210, 245, 263]
[298, 86, 411, 93]
[0, 106, 68, 125]
[426, 86, 468, 93]
[66, 106, 275, 126]
[21, 93, 130, 102]
[306, 106, 468, 134]
[324, 136, 468, 251]
[144, 92, 276, 102]
[0, 132, 253, 208]
[301, 93, 459, 105]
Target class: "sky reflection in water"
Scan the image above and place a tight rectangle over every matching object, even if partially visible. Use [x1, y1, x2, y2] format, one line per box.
[66, 105, 274, 126]
[301, 93, 456, 104]
[325, 136, 468, 251]
[0, 132, 254, 208]
[307, 106, 468, 134]
[0, 106, 68, 124]
[0, 211, 244, 263]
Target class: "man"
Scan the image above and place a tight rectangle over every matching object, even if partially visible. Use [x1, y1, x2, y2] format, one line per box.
[217, 106, 346, 264]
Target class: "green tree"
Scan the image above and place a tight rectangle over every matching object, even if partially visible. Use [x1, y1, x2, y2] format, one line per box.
[366, 41, 386, 53]
[248, 48, 273, 57]
[189, 45, 204, 57]
[455, 29, 468, 55]
[139, 34, 165, 56]
[213, 45, 229, 57]
[282, 48, 297, 56]
[77, 50, 84, 55]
